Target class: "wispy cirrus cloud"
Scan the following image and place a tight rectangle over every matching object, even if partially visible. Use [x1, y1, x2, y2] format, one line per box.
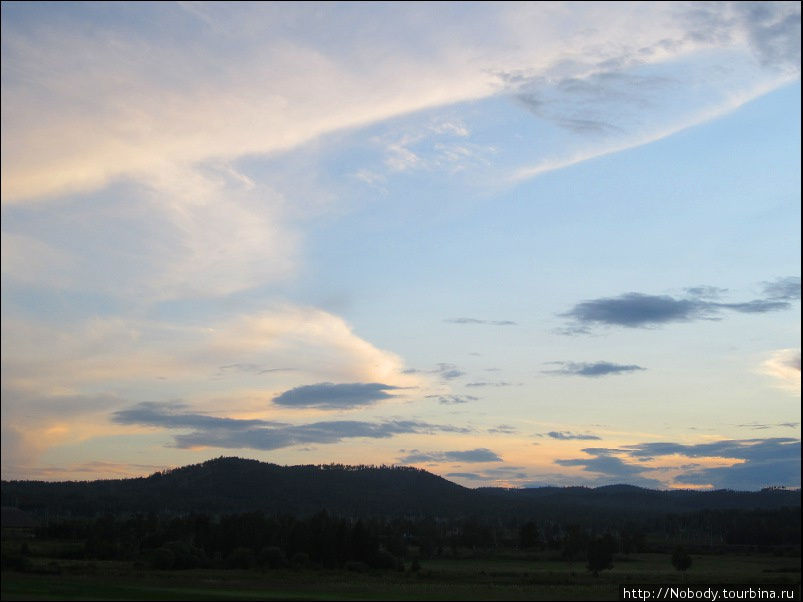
[16, 1, 796, 205]
[544, 431, 602, 441]
[543, 361, 645, 377]
[444, 317, 517, 326]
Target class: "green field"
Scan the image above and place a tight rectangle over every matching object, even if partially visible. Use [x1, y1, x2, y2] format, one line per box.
[2, 548, 800, 601]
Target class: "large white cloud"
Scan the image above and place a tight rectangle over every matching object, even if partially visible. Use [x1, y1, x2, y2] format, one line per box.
[1, 305, 423, 396]
[760, 348, 801, 394]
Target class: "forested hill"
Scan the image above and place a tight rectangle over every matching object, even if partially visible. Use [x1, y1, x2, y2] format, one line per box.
[2, 457, 799, 521]
[2, 458, 474, 518]
[477, 484, 801, 521]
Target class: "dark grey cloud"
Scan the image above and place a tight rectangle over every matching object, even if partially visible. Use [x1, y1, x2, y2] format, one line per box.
[680, 456, 800, 490]
[446, 472, 486, 481]
[446, 465, 528, 481]
[555, 454, 647, 477]
[735, 2, 801, 70]
[112, 402, 469, 451]
[685, 286, 728, 299]
[762, 276, 801, 300]
[621, 437, 800, 462]
[716, 299, 790, 313]
[436, 363, 465, 380]
[518, 92, 623, 135]
[680, 2, 800, 70]
[546, 431, 602, 441]
[399, 448, 503, 464]
[543, 361, 645, 377]
[551, 448, 665, 489]
[563, 293, 714, 327]
[405, 363, 465, 380]
[737, 421, 800, 430]
[555, 437, 801, 490]
[514, 70, 672, 138]
[465, 381, 516, 388]
[444, 317, 517, 326]
[562, 285, 793, 330]
[114, 402, 285, 431]
[647, 437, 802, 489]
[425, 394, 478, 405]
[482, 466, 527, 477]
[488, 424, 517, 434]
[272, 382, 399, 409]
[446, 466, 529, 481]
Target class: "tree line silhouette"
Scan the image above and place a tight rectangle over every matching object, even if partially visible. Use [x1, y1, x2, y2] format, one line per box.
[6, 503, 794, 575]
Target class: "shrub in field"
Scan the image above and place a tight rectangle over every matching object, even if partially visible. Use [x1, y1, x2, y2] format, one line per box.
[162, 540, 208, 569]
[258, 545, 287, 569]
[148, 547, 175, 570]
[371, 548, 400, 570]
[345, 560, 370, 572]
[671, 545, 692, 581]
[586, 535, 615, 577]
[227, 546, 256, 569]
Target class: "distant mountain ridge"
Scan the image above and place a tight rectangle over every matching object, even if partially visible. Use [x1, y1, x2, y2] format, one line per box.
[2, 457, 799, 521]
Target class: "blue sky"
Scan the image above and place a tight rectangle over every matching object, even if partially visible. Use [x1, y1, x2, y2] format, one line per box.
[2, 1, 800, 489]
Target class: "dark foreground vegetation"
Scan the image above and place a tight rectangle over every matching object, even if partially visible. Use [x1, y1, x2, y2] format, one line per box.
[2, 458, 800, 600]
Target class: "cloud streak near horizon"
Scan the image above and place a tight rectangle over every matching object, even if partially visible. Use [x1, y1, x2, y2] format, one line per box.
[545, 431, 602, 441]
[112, 403, 469, 451]
[543, 361, 645, 377]
[399, 448, 503, 464]
[444, 318, 517, 326]
[555, 438, 801, 490]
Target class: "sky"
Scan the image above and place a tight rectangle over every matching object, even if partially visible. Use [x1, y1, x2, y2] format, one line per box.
[1, 1, 800, 490]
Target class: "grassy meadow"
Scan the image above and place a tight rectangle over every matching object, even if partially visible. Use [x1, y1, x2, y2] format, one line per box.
[2, 540, 799, 601]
